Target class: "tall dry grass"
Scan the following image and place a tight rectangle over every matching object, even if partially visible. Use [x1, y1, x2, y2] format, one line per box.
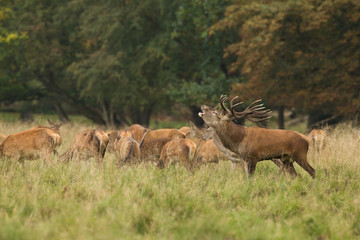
[0, 121, 360, 239]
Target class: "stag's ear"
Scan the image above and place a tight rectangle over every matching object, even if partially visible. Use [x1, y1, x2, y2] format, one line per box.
[220, 113, 233, 122]
[48, 119, 54, 126]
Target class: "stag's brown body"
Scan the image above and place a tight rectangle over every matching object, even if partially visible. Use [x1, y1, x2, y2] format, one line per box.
[0, 121, 62, 162]
[199, 96, 315, 178]
[114, 136, 141, 165]
[160, 138, 197, 173]
[128, 124, 149, 143]
[61, 129, 109, 164]
[308, 129, 326, 153]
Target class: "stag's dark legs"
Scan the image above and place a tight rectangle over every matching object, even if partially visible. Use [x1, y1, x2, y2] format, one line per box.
[293, 152, 315, 178]
[283, 160, 298, 178]
[245, 160, 257, 177]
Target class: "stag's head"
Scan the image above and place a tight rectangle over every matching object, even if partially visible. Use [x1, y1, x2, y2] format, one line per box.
[198, 95, 272, 128]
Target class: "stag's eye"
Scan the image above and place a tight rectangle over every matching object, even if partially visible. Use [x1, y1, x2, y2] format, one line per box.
[211, 111, 218, 116]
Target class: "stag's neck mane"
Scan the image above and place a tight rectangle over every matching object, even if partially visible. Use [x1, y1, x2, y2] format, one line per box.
[213, 120, 245, 148]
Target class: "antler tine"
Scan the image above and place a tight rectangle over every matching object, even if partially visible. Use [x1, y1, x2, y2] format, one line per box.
[248, 114, 272, 122]
[218, 96, 272, 127]
[247, 99, 263, 108]
[230, 99, 273, 127]
[233, 99, 266, 118]
[229, 96, 244, 116]
[219, 94, 231, 115]
[247, 109, 273, 127]
[249, 111, 272, 120]
[248, 115, 272, 126]
[248, 109, 272, 117]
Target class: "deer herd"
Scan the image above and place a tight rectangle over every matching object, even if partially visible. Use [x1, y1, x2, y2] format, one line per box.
[0, 95, 328, 179]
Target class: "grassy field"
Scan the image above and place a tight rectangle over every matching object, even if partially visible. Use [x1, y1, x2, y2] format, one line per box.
[0, 120, 360, 240]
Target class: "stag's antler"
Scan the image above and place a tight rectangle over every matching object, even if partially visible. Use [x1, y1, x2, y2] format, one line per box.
[220, 95, 243, 116]
[220, 95, 231, 115]
[219, 95, 272, 127]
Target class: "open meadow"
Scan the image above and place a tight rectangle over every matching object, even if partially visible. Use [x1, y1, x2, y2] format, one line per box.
[0, 119, 360, 240]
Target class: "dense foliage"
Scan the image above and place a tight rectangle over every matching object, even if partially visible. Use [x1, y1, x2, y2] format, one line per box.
[213, 0, 360, 125]
[0, 0, 359, 127]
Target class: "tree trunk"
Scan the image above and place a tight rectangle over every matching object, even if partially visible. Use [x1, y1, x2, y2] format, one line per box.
[53, 100, 70, 122]
[307, 110, 342, 129]
[38, 70, 107, 126]
[19, 102, 34, 122]
[101, 100, 114, 126]
[139, 106, 153, 127]
[129, 105, 153, 127]
[19, 111, 34, 122]
[278, 106, 285, 129]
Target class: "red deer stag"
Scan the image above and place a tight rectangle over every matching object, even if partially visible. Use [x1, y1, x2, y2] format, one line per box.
[189, 122, 285, 172]
[60, 129, 109, 165]
[114, 130, 141, 165]
[0, 120, 63, 163]
[198, 95, 315, 178]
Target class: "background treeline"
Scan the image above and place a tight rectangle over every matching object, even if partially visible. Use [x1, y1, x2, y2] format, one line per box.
[0, 0, 359, 128]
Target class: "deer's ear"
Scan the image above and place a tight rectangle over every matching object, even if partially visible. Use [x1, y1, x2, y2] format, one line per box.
[221, 114, 233, 121]
[189, 121, 196, 129]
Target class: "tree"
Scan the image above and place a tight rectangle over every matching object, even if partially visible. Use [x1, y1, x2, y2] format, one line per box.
[213, 0, 360, 128]
[167, 0, 240, 125]
[2, 0, 183, 126]
[0, 6, 41, 104]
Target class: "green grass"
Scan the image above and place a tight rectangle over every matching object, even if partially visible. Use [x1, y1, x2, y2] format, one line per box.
[0, 121, 360, 239]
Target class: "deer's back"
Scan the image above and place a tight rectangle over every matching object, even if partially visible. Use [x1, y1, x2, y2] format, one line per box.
[1, 129, 54, 157]
[240, 127, 309, 158]
[128, 124, 148, 143]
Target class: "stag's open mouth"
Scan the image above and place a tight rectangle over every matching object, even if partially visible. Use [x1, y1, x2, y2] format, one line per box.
[198, 105, 208, 117]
